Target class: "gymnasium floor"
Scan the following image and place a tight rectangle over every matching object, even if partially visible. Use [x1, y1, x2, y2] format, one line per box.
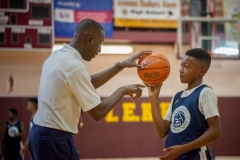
[82, 157, 240, 160]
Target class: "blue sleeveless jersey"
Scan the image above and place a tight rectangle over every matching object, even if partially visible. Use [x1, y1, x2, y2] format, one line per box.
[166, 85, 208, 148]
[30, 118, 34, 130]
[4, 120, 22, 145]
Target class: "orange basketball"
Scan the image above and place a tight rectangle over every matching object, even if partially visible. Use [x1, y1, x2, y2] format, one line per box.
[137, 53, 170, 85]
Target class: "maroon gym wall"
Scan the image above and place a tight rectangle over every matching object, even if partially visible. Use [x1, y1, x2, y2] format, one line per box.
[0, 97, 239, 159]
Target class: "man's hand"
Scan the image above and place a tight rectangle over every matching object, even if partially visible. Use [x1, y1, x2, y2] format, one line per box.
[122, 84, 145, 99]
[159, 145, 186, 160]
[120, 51, 152, 69]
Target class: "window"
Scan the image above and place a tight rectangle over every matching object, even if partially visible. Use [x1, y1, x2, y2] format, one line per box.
[32, 6, 50, 18]
[9, 0, 25, 9]
[10, 15, 17, 24]
[39, 34, 50, 44]
[0, 33, 5, 43]
[12, 33, 18, 44]
[25, 36, 31, 43]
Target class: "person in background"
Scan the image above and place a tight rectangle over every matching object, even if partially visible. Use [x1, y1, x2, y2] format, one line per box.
[1, 108, 26, 160]
[20, 98, 38, 157]
[0, 116, 4, 160]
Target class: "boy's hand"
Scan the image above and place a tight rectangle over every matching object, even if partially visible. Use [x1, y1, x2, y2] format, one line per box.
[13, 133, 20, 137]
[147, 83, 162, 99]
[20, 147, 27, 156]
[159, 145, 186, 160]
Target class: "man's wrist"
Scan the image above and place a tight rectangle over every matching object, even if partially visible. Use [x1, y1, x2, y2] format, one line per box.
[114, 61, 123, 71]
[119, 86, 127, 95]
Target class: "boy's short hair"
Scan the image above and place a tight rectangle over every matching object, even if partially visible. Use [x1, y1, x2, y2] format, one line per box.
[29, 97, 38, 105]
[29, 97, 38, 109]
[185, 48, 211, 68]
[9, 108, 18, 116]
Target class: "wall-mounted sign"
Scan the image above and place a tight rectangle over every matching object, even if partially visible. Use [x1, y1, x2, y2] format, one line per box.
[54, 0, 113, 38]
[114, 0, 180, 28]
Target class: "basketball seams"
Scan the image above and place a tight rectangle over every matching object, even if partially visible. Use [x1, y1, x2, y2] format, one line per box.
[138, 67, 170, 70]
[143, 56, 170, 64]
[140, 58, 170, 69]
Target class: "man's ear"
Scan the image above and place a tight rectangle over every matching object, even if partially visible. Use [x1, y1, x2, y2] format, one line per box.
[85, 35, 93, 45]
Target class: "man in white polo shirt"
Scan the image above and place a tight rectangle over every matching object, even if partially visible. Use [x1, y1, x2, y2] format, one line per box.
[29, 19, 151, 160]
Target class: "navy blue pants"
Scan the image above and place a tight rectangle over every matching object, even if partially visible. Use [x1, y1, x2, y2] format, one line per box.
[176, 146, 212, 160]
[29, 125, 80, 160]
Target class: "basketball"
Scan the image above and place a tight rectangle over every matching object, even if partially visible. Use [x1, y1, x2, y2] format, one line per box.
[137, 53, 170, 85]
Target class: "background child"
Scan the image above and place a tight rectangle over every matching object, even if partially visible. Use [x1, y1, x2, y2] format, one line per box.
[20, 98, 38, 157]
[1, 108, 25, 160]
[148, 48, 221, 160]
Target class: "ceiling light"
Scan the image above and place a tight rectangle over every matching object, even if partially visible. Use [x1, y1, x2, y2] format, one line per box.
[101, 45, 133, 54]
[52, 44, 134, 54]
[214, 47, 239, 56]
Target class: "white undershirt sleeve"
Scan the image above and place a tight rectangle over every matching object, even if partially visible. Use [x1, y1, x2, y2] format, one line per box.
[199, 87, 219, 119]
[164, 96, 174, 121]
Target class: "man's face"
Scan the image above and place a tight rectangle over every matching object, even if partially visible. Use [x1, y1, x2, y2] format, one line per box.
[84, 30, 105, 61]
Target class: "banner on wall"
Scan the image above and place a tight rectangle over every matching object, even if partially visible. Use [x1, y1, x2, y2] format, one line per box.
[54, 0, 113, 38]
[114, 0, 180, 28]
[222, 0, 240, 48]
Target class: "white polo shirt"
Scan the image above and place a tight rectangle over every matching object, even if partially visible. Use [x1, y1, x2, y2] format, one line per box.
[34, 44, 101, 134]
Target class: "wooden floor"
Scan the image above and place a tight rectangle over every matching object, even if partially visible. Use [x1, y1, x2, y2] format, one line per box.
[82, 157, 240, 160]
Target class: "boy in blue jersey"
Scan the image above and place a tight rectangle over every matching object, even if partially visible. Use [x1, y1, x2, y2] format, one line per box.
[0, 117, 3, 160]
[1, 109, 26, 160]
[20, 98, 38, 157]
[148, 48, 221, 160]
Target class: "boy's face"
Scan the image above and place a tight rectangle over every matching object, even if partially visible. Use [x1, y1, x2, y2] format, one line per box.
[8, 111, 15, 119]
[27, 101, 35, 112]
[179, 56, 202, 83]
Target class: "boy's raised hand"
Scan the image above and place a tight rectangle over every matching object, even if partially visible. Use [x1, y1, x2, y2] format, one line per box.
[147, 83, 162, 99]
[159, 145, 186, 160]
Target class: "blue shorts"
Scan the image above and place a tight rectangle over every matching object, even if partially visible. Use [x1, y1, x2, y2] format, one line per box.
[3, 143, 22, 160]
[29, 125, 80, 160]
[176, 146, 212, 160]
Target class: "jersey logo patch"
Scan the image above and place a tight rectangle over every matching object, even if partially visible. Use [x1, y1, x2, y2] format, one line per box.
[8, 126, 19, 137]
[171, 105, 190, 133]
